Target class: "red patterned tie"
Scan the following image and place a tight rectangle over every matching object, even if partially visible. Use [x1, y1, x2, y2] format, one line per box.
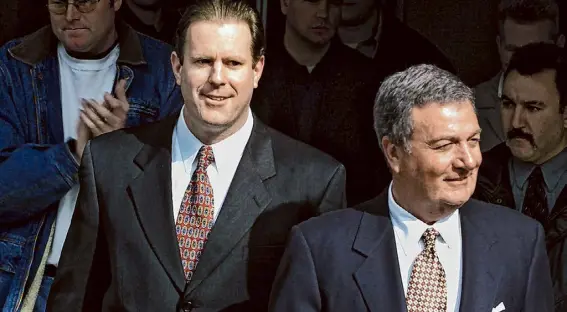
[176, 145, 215, 281]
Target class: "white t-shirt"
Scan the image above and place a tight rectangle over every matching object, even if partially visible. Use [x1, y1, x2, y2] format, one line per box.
[47, 43, 120, 266]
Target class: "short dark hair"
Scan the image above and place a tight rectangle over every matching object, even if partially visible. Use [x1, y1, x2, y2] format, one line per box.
[174, 0, 265, 66]
[502, 42, 567, 112]
[498, 0, 559, 37]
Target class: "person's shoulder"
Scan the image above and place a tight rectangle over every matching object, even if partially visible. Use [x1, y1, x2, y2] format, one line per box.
[296, 208, 365, 241]
[262, 121, 343, 171]
[0, 26, 51, 64]
[133, 30, 174, 65]
[332, 41, 374, 68]
[90, 116, 176, 155]
[465, 198, 542, 235]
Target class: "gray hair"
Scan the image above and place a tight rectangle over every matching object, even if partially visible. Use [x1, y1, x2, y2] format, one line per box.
[373, 64, 475, 152]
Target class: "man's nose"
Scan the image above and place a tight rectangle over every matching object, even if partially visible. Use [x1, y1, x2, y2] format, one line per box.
[65, 3, 81, 22]
[208, 61, 227, 86]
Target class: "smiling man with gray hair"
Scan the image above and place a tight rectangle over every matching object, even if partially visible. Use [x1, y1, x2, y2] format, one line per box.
[269, 64, 553, 312]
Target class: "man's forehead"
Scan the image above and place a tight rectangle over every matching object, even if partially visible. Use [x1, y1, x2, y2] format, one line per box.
[186, 21, 252, 53]
[502, 19, 556, 43]
[504, 70, 557, 93]
[411, 102, 478, 134]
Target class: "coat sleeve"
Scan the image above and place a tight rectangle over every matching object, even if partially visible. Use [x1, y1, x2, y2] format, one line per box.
[0, 62, 79, 224]
[269, 225, 322, 312]
[524, 222, 554, 312]
[47, 142, 110, 312]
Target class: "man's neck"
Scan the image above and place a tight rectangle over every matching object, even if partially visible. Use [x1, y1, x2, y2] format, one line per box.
[125, 0, 163, 30]
[391, 180, 458, 225]
[338, 8, 379, 46]
[66, 31, 118, 60]
[283, 28, 331, 67]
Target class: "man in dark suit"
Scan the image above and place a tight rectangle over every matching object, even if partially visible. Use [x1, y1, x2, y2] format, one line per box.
[269, 64, 554, 312]
[47, 1, 346, 311]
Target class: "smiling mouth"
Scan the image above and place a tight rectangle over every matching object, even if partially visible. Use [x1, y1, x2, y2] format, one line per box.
[445, 176, 468, 182]
[204, 95, 229, 101]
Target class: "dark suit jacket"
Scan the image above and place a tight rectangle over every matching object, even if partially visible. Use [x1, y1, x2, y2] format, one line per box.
[269, 191, 554, 312]
[47, 115, 346, 312]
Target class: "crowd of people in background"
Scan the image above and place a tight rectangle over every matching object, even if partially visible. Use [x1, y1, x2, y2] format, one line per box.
[0, 0, 566, 311]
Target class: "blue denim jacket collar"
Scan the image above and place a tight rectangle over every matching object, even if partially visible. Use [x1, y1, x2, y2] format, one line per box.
[8, 20, 147, 66]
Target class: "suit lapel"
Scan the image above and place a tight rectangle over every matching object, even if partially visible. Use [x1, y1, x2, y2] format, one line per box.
[127, 116, 185, 293]
[458, 200, 501, 312]
[353, 193, 407, 312]
[185, 119, 276, 294]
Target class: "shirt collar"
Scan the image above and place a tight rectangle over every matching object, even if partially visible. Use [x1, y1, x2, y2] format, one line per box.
[510, 146, 567, 191]
[174, 108, 254, 175]
[388, 182, 461, 249]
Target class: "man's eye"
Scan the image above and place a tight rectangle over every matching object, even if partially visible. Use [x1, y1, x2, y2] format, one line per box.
[527, 105, 542, 112]
[501, 100, 514, 108]
[433, 143, 452, 151]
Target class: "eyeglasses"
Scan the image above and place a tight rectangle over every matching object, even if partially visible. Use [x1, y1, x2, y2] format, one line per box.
[47, 0, 101, 15]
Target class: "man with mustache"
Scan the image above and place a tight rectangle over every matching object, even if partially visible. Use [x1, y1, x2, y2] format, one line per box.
[270, 64, 553, 312]
[252, 0, 390, 206]
[0, 0, 182, 310]
[474, 42, 567, 311]
[475, 0, 564, 152]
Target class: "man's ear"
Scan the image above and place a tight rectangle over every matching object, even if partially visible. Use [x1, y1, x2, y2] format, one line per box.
[281, 0, 290, 15]
[382, 136, 403, 174]
[496, 35, 502, 52]
[253, 55, 265, 88]
[113, 0, 122, 12]
[556, 33, 566, 48]
[170, 51, 182, 86]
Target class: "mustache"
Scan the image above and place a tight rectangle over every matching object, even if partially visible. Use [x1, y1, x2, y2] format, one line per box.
[507, 128, 535, 145]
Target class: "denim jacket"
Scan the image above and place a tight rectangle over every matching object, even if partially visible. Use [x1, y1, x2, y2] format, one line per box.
[0, 22, 182, 311]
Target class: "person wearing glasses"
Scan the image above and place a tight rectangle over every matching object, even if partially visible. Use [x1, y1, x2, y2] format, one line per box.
[0, 0, 182, 311]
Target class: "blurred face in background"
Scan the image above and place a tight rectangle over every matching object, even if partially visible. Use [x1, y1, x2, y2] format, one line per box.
[340, 0, 376, 26]
[281, 0, 342, 46]
[497, 18, 562, 69]
[49, 0, 121, 54]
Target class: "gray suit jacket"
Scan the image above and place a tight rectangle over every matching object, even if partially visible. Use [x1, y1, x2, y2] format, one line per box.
[47, 114, 346, 312]
[269, 191, 554, 312]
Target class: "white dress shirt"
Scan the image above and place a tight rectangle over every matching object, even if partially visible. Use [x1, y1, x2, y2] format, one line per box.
[388, 183, 463, 312]
[171, 108, 253, 222]
[47, 43, 119, 266]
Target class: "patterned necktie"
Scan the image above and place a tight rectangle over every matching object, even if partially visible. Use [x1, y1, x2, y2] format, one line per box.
[522, 166, 549, 226]
[406, 228, 447, 312]
[176, 145, 215, 281]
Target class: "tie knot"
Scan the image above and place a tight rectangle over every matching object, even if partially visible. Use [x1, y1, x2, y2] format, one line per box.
[528, 166, 544, 182]
[197, 145, 214, 169]
[422, 228, 440, 250]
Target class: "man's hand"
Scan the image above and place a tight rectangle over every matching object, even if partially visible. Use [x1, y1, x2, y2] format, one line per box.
[80, 79, 130, 137]
[74, 117, 91, 162]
